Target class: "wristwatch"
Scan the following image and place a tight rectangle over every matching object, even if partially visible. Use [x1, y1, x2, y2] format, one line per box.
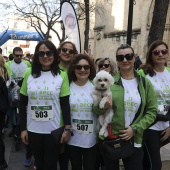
[132, 126, 137, 135]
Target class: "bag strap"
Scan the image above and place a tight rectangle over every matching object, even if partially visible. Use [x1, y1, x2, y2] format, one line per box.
[131, 76, 146, 124]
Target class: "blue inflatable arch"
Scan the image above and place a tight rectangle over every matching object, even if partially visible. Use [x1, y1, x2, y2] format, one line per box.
[0, 30, 44, 46]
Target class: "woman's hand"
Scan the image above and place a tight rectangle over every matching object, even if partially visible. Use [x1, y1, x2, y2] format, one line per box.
[161, 127, 170, 142]
[60, 130, 71, 144]
[119, 126, 134, 141]
[21, 130, 29, 145]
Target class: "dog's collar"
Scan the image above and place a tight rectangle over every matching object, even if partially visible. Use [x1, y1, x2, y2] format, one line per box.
[95, 88, 107, 91]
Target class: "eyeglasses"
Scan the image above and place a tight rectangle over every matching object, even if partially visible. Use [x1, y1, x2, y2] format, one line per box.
[61, 47, 74, 54]
[15, 54, 23, 58]
[116, 53, 134, 62]
[99, 64, 110, 68]
[37, 51, 53, 57]
[152, 49, 168, 56]
[75, 65, 90, 70]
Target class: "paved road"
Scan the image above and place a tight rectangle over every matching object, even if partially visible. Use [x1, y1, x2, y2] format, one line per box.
[3, 128, 170, 170]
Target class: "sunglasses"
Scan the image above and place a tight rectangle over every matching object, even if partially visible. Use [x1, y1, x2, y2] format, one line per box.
[75, 65, 90, 70]
[61, 47, 74, 54]
[116, 53, 134, 62]
[37, 51, 53, 57]
[99, 64, 110, 68]
[152, 49, 168, 56]
[15, 54, 23, 58]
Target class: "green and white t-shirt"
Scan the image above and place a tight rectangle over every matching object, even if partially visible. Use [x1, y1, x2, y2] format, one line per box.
[146, 68, 170, 130]
[67, 81, 97, 148]
[121, 78, 141, 127]
[20, 68, 70, 134]
[6, 60, 31, 83]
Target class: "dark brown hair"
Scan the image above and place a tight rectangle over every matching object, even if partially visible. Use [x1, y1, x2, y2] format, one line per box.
[140, 40, 168, 77]
[68, 54, 96, 83]
[32, 40, 60, 78]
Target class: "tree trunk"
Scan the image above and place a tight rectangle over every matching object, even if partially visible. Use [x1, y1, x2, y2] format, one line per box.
[148, 0, 169, 47]
[84, 0, 89, 52]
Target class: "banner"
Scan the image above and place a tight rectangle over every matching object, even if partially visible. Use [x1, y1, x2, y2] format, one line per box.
[60, 1, 81, 53]
[0, 30, 44, 46]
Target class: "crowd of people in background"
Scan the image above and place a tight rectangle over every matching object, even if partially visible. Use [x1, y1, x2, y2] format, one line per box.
[0, 39, 170, 170]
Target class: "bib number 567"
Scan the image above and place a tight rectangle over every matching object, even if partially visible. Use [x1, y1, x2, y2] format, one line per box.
[77, 124, 88, 131]
[35, 111, 48, 118]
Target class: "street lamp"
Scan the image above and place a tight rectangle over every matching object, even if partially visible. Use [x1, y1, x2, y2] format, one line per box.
[127, 0, 136, 45]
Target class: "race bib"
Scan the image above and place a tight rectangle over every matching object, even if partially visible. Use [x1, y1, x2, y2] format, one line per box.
[31, 105, 54, 121]
[72, 119, 93, 134]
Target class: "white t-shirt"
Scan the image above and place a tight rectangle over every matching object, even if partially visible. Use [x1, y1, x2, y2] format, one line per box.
[121, 78, 141, 127]
[8, 60, 30, 83]
[146, 68, 170, 130]
[67, 81, 97, 148]
[20, 68, 70, 134]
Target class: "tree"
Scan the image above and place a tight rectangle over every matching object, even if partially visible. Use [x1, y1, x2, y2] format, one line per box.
[148, 0, 169, 46]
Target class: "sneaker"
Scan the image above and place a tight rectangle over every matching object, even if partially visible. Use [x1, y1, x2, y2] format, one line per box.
[23, 158, 32, 167]
[0, 161, 8, 170]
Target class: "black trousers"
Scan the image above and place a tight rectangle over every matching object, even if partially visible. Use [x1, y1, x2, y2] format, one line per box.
[98, 138, 143, 170]
[28, 131, 61, 170]
[143, 129, 170, 170]
[67, 144, 97, 170]
[0, 114, 5, 163]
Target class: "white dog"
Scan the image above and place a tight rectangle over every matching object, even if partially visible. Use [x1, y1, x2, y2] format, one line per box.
[92, 70, 114, 137]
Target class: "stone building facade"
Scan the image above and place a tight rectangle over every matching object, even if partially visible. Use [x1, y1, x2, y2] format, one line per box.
[80, 0, 170, 63]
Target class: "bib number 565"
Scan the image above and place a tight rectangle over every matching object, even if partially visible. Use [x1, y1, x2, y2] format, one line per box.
[35, 111, 48, 118]
[77, 124, 88, 131]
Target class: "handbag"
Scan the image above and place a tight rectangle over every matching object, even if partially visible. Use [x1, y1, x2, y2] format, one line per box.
[51, 126, 65, 144]
[103, 137, 134, 160]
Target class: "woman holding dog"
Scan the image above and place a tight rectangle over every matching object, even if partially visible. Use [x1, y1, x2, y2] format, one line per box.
[93, 44, 157, 170]
[67, 54, 97, 170]
[138, 40, 170, 170]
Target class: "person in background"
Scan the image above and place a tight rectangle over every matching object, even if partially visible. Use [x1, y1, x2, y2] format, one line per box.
[6, 47, 31, 139]
[138, 40, 170, 170]
[134, 54, 142, 70]
[58, 41, 78, 72]
[8, 54, 14, 61]
[20, 40, 71, 170]
[3, 56, 8, 62]
[94, 58, 101, 69]
[57, 41, 78, 170]
[93, 44, 157, 170]
[67, 54, 97, 170]
[0, 54, 10, 170]
[97, 57, 118, 76]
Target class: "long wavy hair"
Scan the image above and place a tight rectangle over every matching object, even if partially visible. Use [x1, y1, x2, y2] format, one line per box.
[68, 54, 96, 83]
[0, 55, 9, 81]
[32, 40, 60, 78]
[140, 40, 168, 77]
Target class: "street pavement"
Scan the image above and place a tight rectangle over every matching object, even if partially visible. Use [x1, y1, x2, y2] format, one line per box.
[3, 128, 170, 170]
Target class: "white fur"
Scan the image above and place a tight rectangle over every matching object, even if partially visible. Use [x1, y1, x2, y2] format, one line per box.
[92, 70, 114, 137]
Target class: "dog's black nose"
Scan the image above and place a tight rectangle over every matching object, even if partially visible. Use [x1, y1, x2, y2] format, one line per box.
[101, 84, 104, 87]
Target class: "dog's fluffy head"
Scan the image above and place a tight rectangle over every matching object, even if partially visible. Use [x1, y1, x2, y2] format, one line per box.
[93, 70, 114, 90]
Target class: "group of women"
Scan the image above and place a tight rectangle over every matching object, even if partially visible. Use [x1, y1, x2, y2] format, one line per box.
[17, 39, 170, 170]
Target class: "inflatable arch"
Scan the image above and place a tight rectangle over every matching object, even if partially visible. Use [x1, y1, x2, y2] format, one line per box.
[0, 30, 44, 46]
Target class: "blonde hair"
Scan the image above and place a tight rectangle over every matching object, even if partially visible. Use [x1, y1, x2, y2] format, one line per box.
[0, 54, 9, 81]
